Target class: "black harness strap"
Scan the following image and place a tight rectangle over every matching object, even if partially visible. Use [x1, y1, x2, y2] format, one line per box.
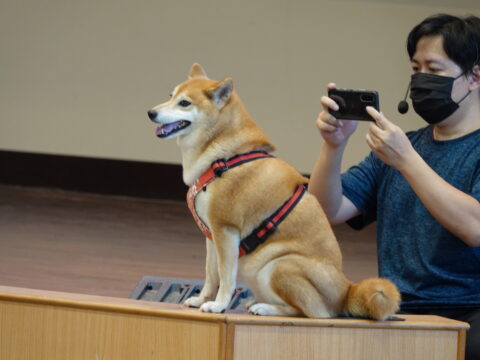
[239, 184, 307, 257]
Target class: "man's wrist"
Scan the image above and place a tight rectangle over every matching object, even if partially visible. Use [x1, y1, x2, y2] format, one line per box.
[322, 139, 348, 151]
[396, 150, 423, 176]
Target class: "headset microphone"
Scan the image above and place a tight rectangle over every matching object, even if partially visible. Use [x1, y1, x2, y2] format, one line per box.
[397, 81, 411, 114]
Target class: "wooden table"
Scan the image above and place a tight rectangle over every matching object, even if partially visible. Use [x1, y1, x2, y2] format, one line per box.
[0, 286, 469, 360]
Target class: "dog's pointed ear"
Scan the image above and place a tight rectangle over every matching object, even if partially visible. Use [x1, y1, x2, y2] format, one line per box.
[206, 78, 234, 108]
[189, 63, 208, 79]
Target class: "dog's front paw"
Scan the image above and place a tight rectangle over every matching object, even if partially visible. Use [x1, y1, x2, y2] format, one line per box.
[184, 296, 207, 308]
[200, 301, 227, 313]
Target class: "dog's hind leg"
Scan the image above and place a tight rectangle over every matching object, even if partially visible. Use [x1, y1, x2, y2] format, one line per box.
[249, 258, 346, 318]
[274, 273, 337, 318]
[248, 302, 301, 316]
[250, 273, 334, 318]
[184, 238, 219, 308]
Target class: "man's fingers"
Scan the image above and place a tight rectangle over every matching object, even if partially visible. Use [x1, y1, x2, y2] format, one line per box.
[321, 95, 339, 112]
[327, 82, 337, 91]
[368, 121, 383, 138]
[317, 112, 342, 132]
[366, 106, 390, 129]
[365, 132, 376, 151]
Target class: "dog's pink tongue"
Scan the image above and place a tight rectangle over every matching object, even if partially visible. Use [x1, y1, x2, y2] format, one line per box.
[156, 123, 176, 136]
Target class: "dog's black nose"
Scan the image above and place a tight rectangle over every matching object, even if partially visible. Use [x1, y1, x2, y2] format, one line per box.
[147, 110, 157, 121]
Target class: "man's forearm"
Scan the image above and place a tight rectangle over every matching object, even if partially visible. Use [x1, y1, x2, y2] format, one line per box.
[308, 142, 347, 221]
[399, 152, 480, 247]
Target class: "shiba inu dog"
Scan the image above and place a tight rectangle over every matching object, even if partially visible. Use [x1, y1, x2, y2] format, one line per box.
[147, 64, 400, 320]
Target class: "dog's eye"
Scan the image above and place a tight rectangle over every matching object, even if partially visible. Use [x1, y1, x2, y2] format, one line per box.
[178, 100, 191, 107]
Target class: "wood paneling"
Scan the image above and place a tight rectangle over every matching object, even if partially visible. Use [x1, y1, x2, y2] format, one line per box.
[233, 325, 459, 360]
[0, 286, 225, 360]
[0, 286, 469, 360]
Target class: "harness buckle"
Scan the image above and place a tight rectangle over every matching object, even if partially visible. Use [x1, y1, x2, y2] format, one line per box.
[213, 159, 229, 177]
[239, 233, 257, 254]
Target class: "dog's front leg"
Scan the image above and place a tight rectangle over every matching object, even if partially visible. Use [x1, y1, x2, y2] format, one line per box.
[184, 238, 219, 308]
[200, 227, 239, 313]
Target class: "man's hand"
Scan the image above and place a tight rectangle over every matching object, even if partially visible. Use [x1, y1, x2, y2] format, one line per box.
[316, 83, 359, 148]
[365, 106, 416, 170]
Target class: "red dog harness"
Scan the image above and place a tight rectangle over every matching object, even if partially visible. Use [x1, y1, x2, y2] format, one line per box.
[186, 151, 307, 257]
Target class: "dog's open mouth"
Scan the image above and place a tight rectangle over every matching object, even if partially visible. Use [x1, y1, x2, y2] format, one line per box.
[156, 120, 191, 138]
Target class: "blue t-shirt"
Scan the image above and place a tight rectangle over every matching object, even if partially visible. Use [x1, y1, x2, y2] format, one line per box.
[341, 125, 480, 309]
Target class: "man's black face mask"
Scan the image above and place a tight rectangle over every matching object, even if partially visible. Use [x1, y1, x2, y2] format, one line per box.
[410, 72, 471, 125]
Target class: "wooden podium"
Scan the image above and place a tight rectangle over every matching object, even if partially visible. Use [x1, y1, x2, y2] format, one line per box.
[0, 286, 469, 360]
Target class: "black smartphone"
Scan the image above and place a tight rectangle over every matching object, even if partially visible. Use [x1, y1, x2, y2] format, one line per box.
[328, 89, 379, 121]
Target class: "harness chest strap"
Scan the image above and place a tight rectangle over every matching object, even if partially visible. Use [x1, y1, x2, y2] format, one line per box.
[187, 151, 274, 240]
[186, 151, 307, 258]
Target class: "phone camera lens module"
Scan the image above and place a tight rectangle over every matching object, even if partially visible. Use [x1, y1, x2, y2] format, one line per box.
[360, 94, 373, 102]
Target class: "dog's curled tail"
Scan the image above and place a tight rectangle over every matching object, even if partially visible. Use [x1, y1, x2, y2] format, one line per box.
[344, 278, 401, 321]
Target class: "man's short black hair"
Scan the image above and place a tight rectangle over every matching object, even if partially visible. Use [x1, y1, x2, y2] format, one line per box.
[407, 14, 480, 76]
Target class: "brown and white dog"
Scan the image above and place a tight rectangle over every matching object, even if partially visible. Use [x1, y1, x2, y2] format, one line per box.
[148, 64, 400, 320]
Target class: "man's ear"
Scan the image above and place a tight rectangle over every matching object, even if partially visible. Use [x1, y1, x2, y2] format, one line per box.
[189, 63, 208, 79]
[469, 65, 480, 91]
[206, 78, 233, 108]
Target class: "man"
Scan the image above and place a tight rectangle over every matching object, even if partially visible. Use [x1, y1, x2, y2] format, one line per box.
[309, 14, 480, 359]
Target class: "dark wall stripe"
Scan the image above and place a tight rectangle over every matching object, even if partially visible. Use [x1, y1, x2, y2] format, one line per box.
[0, 150, 187, 200]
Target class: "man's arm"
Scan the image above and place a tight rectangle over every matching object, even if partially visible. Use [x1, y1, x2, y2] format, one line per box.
[399, 152, 480, 247]
[308, 142, 360, 224]
[366, 106, 480, 247]
[309, 85, 361, 224]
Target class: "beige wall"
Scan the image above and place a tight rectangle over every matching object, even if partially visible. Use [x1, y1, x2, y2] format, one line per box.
[1, 0, 479, 174]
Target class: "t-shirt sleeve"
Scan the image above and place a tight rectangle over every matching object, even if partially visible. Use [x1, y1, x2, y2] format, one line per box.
[341, 151, 385, 230]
